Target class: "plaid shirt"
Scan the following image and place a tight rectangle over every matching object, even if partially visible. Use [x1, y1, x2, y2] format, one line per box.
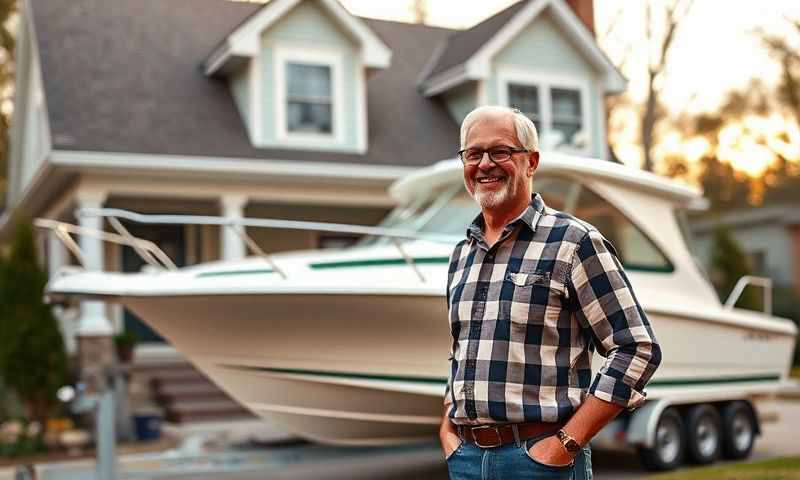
[445, 193, 661, 425]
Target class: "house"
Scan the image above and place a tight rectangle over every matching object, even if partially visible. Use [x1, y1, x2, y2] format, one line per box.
[690, 205, 800, 296]
[3, 0, 625, 361]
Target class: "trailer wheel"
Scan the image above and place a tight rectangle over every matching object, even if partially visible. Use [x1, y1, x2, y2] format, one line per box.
[637, 407, 685, 471]
[721, 401, 756, 460]
[685, 404, 722, 464]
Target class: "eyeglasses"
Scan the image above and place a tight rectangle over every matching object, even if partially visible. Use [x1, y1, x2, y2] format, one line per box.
[457, 146, 530, 166]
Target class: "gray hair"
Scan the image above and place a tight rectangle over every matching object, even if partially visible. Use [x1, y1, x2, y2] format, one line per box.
[459, 105, 539, 152]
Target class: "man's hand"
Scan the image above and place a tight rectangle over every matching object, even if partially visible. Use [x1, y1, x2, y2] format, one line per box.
[527, 435, 575, 466]
[439, 405, 461, 459]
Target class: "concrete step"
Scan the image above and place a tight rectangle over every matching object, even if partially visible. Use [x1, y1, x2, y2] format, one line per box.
[131, 359, 256, 424]
[165, 399, 254, 423]
[156, 384, 232, 405]
[149, 370, 213, 389]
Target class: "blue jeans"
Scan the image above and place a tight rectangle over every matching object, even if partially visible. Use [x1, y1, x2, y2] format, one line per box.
[446, 434, 592, 480]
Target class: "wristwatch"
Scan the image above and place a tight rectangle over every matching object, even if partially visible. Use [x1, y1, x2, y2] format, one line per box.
[556, 429, 581, 454]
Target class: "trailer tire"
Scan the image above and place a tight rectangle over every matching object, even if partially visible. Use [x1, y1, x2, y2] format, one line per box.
[721, 401, 756, 460]
[685, 404, 722, 464]
[637, 407, 685, 471]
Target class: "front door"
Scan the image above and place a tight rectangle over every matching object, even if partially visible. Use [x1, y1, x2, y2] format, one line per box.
[121, 223, 186, 343]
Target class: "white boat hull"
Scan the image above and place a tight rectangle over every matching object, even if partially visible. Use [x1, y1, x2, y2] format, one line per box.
[119, 291, 796, 445]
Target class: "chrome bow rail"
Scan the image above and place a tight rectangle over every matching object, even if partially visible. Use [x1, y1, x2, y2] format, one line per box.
[34, 208, 460, 283]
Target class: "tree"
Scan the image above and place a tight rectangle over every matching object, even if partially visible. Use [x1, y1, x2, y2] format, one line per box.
[709, 225, 761, 312]
[410, 0, 427, 25]
[757, 18, 800, 127]
[0, 0, 17, 210]
[0, 219, 70, 428]
[640, 0, 693, 172]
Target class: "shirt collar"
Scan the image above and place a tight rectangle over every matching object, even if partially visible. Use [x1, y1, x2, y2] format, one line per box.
[466, 192, 546, 243]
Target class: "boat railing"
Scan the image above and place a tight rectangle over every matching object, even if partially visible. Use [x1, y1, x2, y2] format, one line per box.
[723, 275, 773, 316]
[34, 208, 461, 283]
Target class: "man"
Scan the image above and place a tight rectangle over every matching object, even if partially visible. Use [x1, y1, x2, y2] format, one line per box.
[440, 106, 661, 479]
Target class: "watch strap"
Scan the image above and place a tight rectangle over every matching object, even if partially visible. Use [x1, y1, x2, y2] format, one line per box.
[556, 429, 581, 454]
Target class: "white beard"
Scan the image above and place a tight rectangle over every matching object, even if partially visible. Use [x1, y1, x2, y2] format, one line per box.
[470, 176, 522, 209]
[473, 182, 511, 209]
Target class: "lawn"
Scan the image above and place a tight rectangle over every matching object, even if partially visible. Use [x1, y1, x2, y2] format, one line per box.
[649, 457, 800, 480]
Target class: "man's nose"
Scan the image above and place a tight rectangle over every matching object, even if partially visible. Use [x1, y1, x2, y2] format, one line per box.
[477, 152, 494, 170]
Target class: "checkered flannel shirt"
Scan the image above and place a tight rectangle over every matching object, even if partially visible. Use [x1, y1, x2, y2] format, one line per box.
[444, 193, 661, 425]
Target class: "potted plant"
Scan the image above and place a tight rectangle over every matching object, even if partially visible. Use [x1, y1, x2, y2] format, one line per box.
[114, 331, 139, 364]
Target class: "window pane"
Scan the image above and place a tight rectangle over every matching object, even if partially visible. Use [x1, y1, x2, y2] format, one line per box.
[574, 188, 671, 271]
[288, 101, 332, 133]
[508, 83, 541, 131]
[551, 88, 582, 147]
[287, 63, 331, 99]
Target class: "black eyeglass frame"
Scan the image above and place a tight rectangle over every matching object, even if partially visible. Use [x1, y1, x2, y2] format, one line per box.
[457, 145, 530, 166]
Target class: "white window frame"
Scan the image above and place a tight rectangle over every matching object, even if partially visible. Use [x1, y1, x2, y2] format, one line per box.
[496, 67, 592, 156]
[274, 44, 345, 146]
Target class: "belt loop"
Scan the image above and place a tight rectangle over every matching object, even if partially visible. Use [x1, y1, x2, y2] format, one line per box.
[512, 424, 521, 447]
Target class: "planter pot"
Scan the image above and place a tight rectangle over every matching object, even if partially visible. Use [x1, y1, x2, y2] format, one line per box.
[116, 344, 135, 364]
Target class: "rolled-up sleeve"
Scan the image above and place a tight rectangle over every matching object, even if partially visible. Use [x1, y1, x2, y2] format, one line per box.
[568, 229, 662, 409]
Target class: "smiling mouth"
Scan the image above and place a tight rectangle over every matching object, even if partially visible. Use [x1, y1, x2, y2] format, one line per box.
[476, 176, 504, 184]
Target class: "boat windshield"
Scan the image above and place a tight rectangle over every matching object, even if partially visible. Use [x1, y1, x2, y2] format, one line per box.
[365, 175, 675, 272]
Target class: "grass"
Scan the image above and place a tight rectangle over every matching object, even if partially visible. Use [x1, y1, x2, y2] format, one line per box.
[648, 457, 800, 480]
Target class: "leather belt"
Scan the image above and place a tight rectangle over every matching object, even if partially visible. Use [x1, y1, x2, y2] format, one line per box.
[457, 422, 563, 448]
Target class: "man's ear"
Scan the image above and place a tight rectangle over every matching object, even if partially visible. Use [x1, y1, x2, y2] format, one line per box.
[528, 151, 540, 176]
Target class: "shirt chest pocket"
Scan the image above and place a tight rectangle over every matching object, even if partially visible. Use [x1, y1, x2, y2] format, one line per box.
[503, 268, 568, 324]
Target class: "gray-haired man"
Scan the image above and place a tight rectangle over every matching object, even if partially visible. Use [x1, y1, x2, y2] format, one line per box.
[440, 106, 661, 479]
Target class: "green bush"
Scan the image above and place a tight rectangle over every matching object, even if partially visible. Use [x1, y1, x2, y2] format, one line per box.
[0, 219, 70, 429]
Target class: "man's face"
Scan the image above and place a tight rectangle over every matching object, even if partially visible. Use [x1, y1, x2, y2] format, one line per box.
[462, 114, 538, 214]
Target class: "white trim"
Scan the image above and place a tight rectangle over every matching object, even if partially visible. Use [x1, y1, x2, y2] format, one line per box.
[355, 56, 368, 153]
[204, 0, 391, 75]
[273, 44, 346, 147]
[497, 67, 592, 156]
[421, 0, 626, 97]
[595, 83, 609, 160]
[249, 54, 263, 145]
[50, 150, 416, 181]
[8, 0, 53, 208]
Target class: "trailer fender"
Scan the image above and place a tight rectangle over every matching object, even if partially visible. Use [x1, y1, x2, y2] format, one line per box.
[625, 399, 672, 448]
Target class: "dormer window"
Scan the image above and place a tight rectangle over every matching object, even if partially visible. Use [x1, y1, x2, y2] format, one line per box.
[287, 63, 332, 134]
[508, 83, 541, 132]
[275, 46, 345, 146]
[498, 69, 590, 154]
[551, 88, 582, 148]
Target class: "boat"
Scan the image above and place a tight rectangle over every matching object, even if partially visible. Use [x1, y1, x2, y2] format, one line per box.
[41, 152, 798, 448]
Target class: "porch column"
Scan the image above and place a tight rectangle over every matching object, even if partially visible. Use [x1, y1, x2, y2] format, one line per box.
[220, 194, 247, 260]
[76, 191, 113, 336]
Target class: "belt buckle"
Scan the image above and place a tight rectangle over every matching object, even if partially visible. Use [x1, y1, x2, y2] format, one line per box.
[471, 425, 503, 448]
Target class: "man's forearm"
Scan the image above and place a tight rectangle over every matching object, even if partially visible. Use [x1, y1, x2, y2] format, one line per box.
[561, 394, 624, 446]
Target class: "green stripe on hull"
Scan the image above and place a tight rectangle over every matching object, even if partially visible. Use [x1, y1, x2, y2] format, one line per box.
[224, 365, 782, 389]
[310, 257, 450, 270]
[196, 256, 450, 277]
[649, 374, 780, 387]
[224, 365, 447, 384]
[197, 268, 275, 278]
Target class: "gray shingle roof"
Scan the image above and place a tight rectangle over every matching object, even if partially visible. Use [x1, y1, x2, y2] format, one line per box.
[423, 0, 528, 81]
[30, 0, 461, 167]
